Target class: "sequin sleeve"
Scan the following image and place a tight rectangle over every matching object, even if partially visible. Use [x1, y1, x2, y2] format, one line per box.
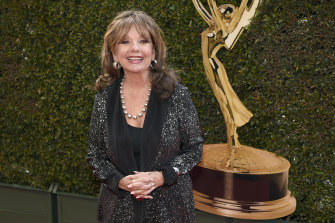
[170, 85, 203, 174]
[86, 93, 124, 195]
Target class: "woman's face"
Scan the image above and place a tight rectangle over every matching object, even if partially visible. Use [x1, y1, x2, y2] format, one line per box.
[112, 25, 155, 77]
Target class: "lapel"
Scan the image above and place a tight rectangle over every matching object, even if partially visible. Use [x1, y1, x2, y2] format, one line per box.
[106, 77, 137, 175]
[139, 90, 168, 171]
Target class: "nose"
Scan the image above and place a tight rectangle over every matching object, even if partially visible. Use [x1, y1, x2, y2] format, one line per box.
[130, 41, 140, 51]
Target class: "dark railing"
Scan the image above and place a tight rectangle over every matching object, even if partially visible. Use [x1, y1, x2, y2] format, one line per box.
[0, 182, 293, 223]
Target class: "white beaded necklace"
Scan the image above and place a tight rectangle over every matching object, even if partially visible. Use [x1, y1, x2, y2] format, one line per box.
[120, 77, 151, 119]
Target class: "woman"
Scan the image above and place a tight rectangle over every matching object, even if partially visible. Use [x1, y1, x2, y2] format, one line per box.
[87, 10, 203, 223]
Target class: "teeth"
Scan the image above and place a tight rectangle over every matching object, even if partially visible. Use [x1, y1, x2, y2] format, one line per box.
[128, 57, 143, 61]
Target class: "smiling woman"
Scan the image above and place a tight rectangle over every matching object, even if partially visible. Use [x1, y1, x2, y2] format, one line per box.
[86, 10, 203, 223]
[112, 26, 155, 78]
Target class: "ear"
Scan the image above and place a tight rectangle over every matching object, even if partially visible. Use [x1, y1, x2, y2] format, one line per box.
[151, 49, 156, 61]
[110, 45, 118, 61]
[112, 51, 118, 62]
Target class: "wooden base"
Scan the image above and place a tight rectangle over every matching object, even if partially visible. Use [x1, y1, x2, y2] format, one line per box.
[190, 144, 296, 220]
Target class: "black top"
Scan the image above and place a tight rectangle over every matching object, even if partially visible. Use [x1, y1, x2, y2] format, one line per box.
[127, 124, 142, 170]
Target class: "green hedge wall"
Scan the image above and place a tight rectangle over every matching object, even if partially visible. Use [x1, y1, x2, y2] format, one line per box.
[1, 0, 334, 222]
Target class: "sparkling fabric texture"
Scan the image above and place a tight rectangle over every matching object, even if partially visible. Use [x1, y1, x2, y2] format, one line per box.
[87, 82, 203, 223]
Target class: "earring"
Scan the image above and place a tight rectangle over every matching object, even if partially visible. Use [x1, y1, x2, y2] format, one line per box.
[113, 61, 121, 70]
[150, 59, 158, 68]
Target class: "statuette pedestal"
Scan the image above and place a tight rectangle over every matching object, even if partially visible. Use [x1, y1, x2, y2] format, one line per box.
[190, 144, 296, 219]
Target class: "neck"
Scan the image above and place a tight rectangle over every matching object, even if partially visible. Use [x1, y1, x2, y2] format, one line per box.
[123, 72, 151, 89]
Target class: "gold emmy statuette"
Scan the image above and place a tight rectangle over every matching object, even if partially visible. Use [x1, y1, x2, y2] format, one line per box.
[190, 0, 296, 219]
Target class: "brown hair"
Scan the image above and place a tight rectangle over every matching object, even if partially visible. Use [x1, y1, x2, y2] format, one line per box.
[95, 10, 179, 100]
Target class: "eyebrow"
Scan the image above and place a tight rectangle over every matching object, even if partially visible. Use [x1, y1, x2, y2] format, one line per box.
[123, 33, 150, 39]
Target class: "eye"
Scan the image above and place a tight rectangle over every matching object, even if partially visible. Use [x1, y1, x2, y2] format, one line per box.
[120, 40, 129, 44]
[140, 39, 150, 44]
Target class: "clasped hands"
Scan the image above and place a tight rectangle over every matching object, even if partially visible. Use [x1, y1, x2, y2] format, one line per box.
[118, 171, 164, 200]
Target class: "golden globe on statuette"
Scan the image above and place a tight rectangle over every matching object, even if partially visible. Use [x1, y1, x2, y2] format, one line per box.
[190, 0, 296, 219]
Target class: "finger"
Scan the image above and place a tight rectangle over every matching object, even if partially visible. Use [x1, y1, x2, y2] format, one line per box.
[118, 176, 133, 191]
[132, 174, 154, 184]
[127, 174, 153, 185]
[128, 173, 150, 180]
[127, 179, 154, 189]
[128, 178, 153, 186]
[129, 182, 154, 192]
[133, 171, 151, 177]
[131, 185, 155, 196]
[132, 189, 154, 198]
[127, 181, 146, 189]
[141, 185, 156, 195]
[136, 195, 153, 200]
[130, 183, 154, 194]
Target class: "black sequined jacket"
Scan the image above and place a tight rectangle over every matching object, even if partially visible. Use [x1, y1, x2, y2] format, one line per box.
[87, 78, 203, 223]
